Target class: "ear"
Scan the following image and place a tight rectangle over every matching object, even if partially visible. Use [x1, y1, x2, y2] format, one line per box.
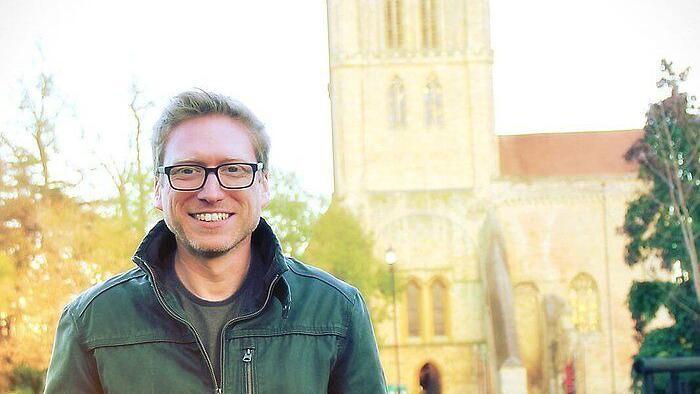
[154, 176, 163, 211]
[260, 171, 271, 209]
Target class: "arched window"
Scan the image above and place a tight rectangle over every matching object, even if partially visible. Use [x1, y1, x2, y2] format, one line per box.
[388, 76, 406, 128]
[385, 0, 404, 49]
[424, 76, 443, 127]
[431, 280, 447, 336]
[421, 0, 439, 50]
[407, 280, 422, 337]
[569, 273, 600, 333]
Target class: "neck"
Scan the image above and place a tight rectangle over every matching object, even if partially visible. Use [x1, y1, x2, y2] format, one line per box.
[173, 239, 252, 302]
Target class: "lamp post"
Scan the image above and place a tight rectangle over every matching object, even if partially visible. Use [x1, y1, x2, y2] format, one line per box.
[385, 247, 401, 390]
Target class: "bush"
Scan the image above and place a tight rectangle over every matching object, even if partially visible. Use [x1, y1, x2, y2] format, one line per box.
[9, 365, 45, 394]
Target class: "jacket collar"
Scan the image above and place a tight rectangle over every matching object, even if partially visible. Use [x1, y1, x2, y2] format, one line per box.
[132, 217, 290, 307]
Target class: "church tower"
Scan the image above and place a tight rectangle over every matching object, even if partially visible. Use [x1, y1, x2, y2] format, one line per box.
[327, 1, 500, 393]
[327, 0, 498, 201]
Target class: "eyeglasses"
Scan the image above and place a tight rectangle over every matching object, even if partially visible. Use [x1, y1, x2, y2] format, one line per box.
[157, 162, 264, 191]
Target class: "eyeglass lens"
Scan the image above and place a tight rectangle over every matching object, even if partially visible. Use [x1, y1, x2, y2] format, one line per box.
[169, 164, 255, 190]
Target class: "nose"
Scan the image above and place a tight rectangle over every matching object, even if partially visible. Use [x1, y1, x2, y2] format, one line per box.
[196, 172, 225, 203]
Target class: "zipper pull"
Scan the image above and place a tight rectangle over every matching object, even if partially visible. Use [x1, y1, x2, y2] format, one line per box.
[242, 348, 253, 363]
[215, 388, 222, 394]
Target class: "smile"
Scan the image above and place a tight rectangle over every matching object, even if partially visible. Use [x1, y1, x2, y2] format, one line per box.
[191, 213, 231, 222]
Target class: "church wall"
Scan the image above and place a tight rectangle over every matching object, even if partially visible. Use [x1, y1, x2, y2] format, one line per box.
[380, 342, 490, 393]
[493, 178, 642, 393]
[323, 1, 644, 393]
[362, 64, 475, 191]
[358, 190, 492, 392]
[330, 62, 481, 193]
[602, 183, 645, 393]
[466, 61, 498, 190]
[512, 283, 545, 393]
[328, 0, 479, 61]
[330, 68, 366, 198]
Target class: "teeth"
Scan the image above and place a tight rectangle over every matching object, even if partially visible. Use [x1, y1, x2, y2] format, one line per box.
[194, 213, 230, 222]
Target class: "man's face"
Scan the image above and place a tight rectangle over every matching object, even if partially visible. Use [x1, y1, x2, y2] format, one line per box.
[154, 114, 269, 258]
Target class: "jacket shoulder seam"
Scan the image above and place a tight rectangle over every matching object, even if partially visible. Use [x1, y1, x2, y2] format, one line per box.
[75, 268, 147, 318]
[336, 291, 354, 365]
[286, 260, 356, 304]
[65, 305, 86, 346]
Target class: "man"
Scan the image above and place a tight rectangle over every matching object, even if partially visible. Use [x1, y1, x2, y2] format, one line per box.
[44, 90, 386, 393]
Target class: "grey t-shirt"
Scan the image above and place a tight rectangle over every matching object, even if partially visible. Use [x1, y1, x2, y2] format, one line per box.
[163, 250, 263, 386]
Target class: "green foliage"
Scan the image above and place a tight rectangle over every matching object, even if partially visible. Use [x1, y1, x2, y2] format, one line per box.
[627, 281, 673, 335]
[631, 283, 700, 391]
[263, 169, 324, 258]
[9, 365, 45, 394]
[624, 60, 700, 389]
[303, 199, 392, 317]
[623, 61, 700, 273]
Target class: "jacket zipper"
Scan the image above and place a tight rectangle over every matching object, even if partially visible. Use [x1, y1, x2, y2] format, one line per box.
[135, 256, 221, 394]
[242, 348, 255, 394]
[219, 274, 282, 394]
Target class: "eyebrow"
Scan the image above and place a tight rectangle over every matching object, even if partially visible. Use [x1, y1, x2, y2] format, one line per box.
[171, 157, 254, 165]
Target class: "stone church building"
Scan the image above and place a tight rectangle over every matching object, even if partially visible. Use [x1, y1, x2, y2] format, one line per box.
[326, 1, 646, 393]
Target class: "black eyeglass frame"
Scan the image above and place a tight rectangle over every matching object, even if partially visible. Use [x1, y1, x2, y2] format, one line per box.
[156, 162, 264, 191]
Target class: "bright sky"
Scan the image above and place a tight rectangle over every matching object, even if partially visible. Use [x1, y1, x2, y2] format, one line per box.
[1, 0, 698, 199]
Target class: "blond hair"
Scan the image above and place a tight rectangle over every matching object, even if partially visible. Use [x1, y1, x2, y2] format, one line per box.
[151, 90, 270, 174]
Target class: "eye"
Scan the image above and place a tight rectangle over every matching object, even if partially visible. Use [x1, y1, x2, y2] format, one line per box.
[171, 166, 202, 176]
[221, 164, 253, 175]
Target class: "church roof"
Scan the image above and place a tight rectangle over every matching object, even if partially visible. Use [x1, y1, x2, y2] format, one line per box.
[498, 129, 644, 177]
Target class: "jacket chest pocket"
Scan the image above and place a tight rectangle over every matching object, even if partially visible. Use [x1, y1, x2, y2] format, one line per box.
[225, 333, 342, 394]
[93, 340, 211, 393]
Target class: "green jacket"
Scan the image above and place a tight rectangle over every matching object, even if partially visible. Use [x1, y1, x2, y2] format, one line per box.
[44, 219, 386, 393]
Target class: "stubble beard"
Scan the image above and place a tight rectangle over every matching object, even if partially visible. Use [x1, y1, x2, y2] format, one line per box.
[166, 216, 255, 259]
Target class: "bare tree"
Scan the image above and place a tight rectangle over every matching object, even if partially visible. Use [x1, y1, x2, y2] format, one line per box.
[102, 161, 131, 222]
[18, 72, 61, 194]
[128, 83, 154, 234]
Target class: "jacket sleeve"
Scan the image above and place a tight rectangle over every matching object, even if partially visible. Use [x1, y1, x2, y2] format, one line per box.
[44, 306, 103, 394]
[328, 290, 387, 394]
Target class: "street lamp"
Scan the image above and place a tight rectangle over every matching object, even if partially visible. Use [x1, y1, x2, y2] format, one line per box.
[385, 247, 401, 390]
